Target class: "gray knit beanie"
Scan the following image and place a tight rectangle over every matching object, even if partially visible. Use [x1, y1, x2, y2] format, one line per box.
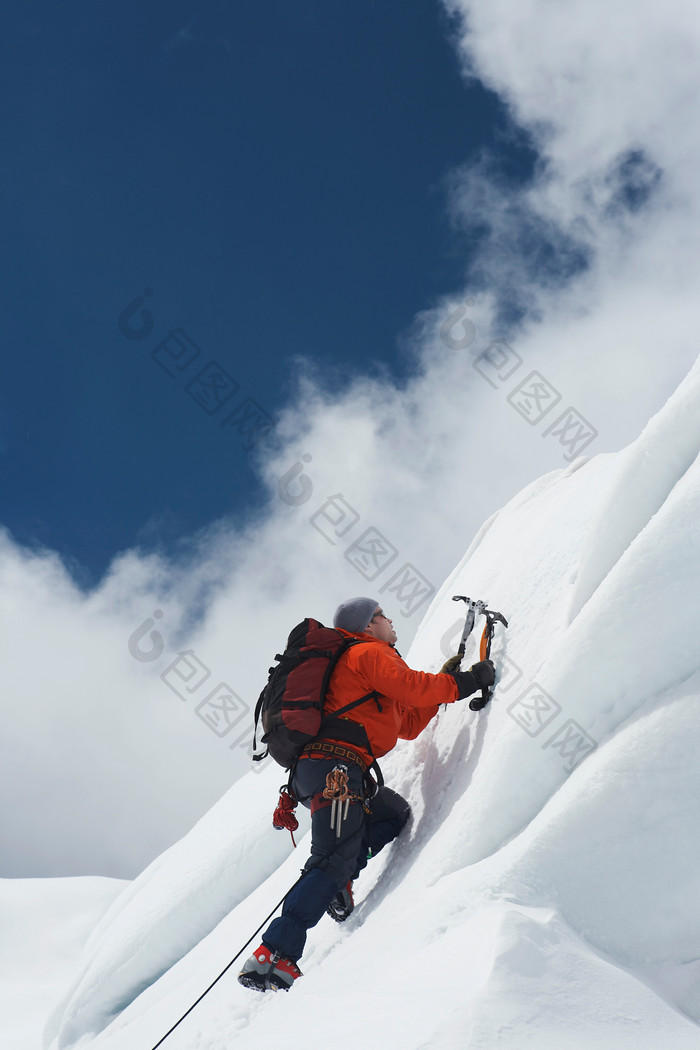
[333, 596, 379, 634]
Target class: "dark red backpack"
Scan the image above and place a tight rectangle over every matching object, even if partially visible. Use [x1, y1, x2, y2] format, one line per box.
[253, 618, 380, 770]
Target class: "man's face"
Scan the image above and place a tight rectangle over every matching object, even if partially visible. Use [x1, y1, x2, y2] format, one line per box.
[365, 607, 397, 646]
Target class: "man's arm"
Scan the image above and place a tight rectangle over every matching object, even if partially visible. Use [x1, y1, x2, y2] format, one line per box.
[395, 663, 495, 739]
[354, 644, 462, 708]
[397, 701, 441, 740]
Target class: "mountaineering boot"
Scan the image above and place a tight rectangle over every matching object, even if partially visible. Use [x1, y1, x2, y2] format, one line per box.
[238, 944, 302, 992]
[326, 881, 354, 923]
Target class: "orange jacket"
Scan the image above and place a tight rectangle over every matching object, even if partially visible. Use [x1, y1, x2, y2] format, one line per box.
[322, 630, 461, 765]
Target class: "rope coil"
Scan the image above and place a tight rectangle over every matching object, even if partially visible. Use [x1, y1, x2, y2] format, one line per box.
[272, 786, 299, 846]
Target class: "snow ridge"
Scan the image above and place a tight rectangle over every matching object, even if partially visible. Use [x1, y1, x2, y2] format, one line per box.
[38, 353, 700, 1050]
[570, 353, 700, 620]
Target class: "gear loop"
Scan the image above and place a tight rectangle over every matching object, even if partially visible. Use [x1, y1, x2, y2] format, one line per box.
[322, 763, 364, 837]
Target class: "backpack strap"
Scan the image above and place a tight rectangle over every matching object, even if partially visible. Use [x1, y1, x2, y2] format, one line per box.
[326, 690, 382, 720]
[318, 690, 382, 760]
[252, 685, 267, 761]
[253, 650, 300, 760]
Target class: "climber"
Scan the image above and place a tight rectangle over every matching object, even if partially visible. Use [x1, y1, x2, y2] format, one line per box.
[238, 596, 494, 991]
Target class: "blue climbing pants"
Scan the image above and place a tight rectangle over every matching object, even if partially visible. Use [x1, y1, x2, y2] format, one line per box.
[262, 755, 410, 962]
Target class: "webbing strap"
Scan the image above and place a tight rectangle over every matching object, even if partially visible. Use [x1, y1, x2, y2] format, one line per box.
[300, 740, 367, 769]
[327, 689, 383, 720]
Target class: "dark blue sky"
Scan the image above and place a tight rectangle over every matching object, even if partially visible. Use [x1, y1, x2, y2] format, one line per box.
[0, 0, 531, 584]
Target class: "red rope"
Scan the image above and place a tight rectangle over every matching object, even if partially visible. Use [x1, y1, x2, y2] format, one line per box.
[272, 788, 299, 847]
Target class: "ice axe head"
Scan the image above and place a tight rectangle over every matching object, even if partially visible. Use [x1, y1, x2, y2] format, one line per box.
[480, 609, 509, 660]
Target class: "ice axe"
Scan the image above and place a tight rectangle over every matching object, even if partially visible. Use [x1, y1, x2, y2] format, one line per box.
[470, 608, 509, 711]
[452, 595, 487, 660]
[451, 596, 508, 712]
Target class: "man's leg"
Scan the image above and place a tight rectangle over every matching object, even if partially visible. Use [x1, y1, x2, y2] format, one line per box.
[262, 758, 367, 962]
[327, 784, 412, 922]
[352, 785, 411, 880]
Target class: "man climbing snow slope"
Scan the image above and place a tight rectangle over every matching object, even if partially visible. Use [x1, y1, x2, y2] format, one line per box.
[238, 596, 494, 992]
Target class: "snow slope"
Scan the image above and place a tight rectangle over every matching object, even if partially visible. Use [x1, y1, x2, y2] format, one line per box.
[11, 354, 700, 1049]
[0, 876, 124, 1050]
[41, 764, 308, 1050]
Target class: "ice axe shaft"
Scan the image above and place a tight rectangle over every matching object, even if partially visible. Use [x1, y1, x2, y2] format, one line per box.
[452, 596, 487, 658]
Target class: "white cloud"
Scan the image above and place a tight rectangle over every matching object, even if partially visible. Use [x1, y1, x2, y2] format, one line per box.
[5, 0, 700, 876]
